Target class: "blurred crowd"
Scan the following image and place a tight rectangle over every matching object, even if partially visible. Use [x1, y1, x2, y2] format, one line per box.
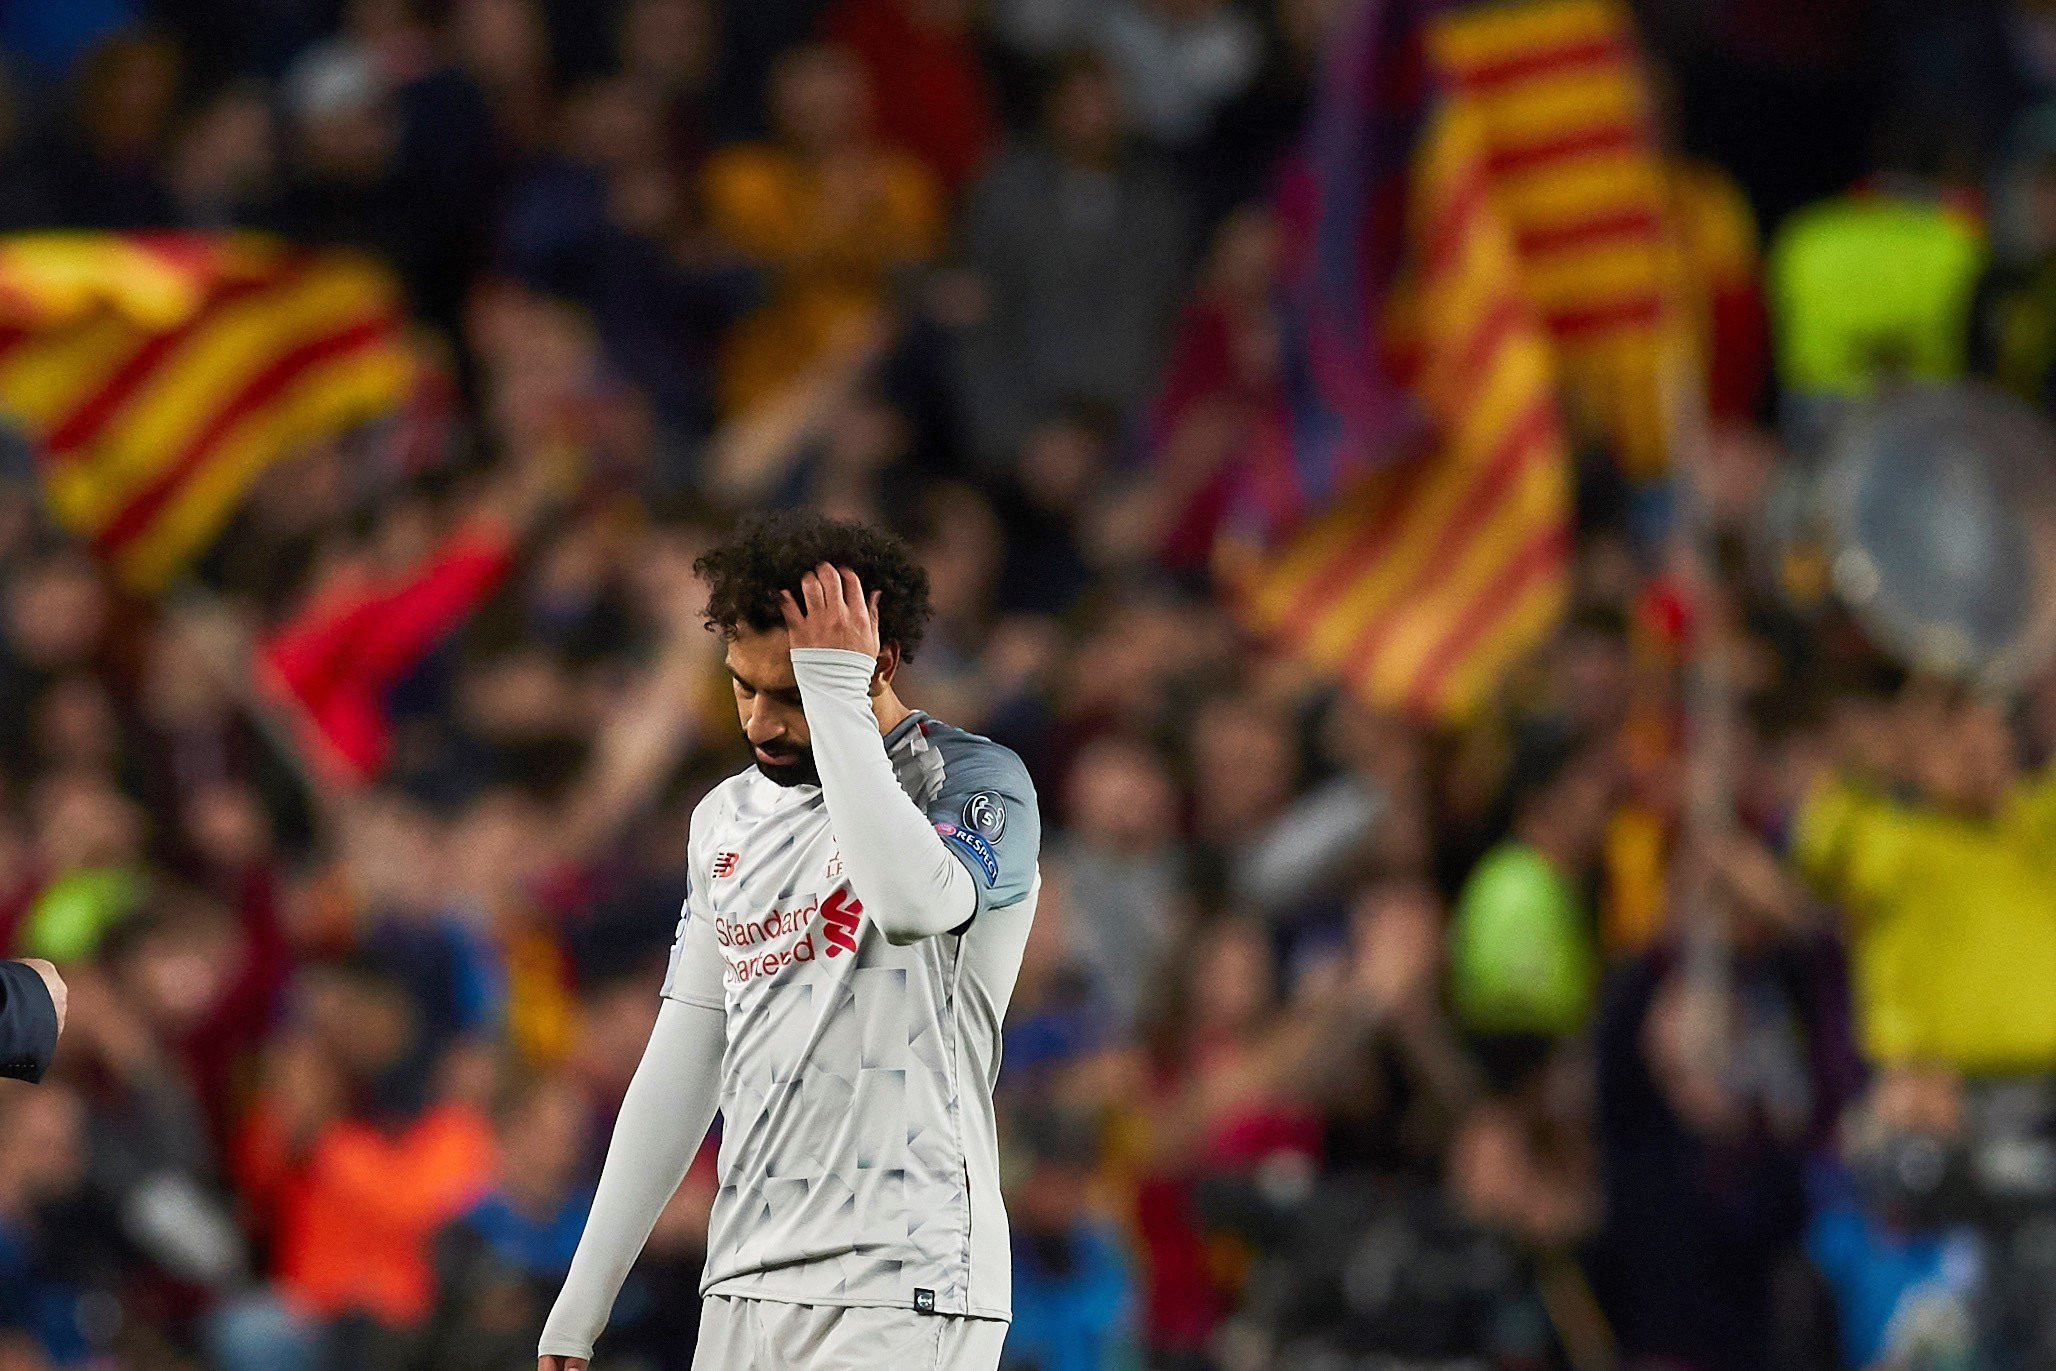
[3, 1, 2056, 1370]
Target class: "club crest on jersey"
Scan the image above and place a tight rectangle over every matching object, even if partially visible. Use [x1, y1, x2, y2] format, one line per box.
[820, 886, 862, 957]
[712, 850, 741, 879]
[961, 791, 1006, 841]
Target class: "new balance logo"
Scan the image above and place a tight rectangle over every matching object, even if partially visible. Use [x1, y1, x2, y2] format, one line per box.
[712, 851, 740, 879]
[820, 886, 862, 957]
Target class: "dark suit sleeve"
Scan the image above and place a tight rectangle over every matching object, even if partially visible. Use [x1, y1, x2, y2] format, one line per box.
[0, 960, 59, 1083]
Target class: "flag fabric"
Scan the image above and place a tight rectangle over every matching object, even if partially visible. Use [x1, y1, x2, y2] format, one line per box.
[1432, 0, 1683, 475]
[0, 232, 413, 590]
[258, 516, 517, 787]
[1222, 0, 1678, 719]
[1229, 80, 1573, 720]
[1244, 0, 1441, 544]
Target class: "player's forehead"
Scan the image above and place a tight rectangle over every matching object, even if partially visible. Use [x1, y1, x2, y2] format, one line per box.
[726, 624, 797, 690]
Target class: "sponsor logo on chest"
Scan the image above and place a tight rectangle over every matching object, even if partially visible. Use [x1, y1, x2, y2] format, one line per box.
[714, 881, 865, 985]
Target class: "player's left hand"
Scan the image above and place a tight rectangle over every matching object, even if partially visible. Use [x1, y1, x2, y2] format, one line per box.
[782, 563, 882, 658]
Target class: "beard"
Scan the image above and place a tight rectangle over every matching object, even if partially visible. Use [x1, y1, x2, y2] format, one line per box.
[753, 744, 820, 788]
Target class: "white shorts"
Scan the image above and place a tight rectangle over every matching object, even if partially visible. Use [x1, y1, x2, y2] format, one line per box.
[692, 1294, 1009, 1371]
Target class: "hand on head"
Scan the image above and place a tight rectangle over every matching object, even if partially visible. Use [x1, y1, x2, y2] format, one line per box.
[780, 562, 882, 658]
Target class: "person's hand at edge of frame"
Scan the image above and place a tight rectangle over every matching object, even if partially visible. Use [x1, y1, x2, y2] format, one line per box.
[18, 958, 64, 1035]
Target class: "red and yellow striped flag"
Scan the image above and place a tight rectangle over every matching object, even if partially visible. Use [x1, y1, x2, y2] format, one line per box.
[0, 232, 413, 590]
[1433, 0, 1683, 476]
[1230, 91, 1572, 721]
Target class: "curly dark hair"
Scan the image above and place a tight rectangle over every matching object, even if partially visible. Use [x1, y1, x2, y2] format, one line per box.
[694, 511, 934, 660]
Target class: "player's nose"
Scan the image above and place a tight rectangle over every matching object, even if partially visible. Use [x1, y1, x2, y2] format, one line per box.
[742, 702, 780, 744]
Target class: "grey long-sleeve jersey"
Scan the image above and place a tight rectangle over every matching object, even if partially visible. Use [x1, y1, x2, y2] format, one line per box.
[540, 652, 1040, 1360]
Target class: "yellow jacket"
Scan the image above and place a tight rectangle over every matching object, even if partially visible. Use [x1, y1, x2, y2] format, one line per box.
[703, 144, 941, 414]
[1793, 774, 2056, 1072]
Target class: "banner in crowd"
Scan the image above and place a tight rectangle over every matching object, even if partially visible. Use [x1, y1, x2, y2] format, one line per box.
[1238, 0, 1437, 547]
[1230, 84, 1572, 720]
[1433, 0, 1682, 477]
[1225, 0, 1674, 720]
[0, 232, 413, 590]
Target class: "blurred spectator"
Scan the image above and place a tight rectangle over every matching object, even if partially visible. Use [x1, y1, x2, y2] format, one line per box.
[0, 551, 111, 776]
[1807, 1069, 1986, 1371]
[269, 37, 420, 285]
[65, 914, 251, 1293]
[1667, 150, 1773, 427]
[1049, 734, 1186, 1032]
[1317, 880, 1478, 1179]
[0, 1085, 115, 1365]
[49, 30, 180, 229]
[1092, 0, 1262, 151]
[1184, 691, 1299, 887]
[1591, 833, 1855, 1371]
[16, 771, 146, 963]
[1149, 204, 1283, 571]
[1788, 689, 2056, 1073]
[1447, 735, 1613, 1056]
[415, 1072, 593, 1369]
[824, 0, 993, 196]
[216, 957, 496, 1370]
[500, 76, 757, 442]
[164, 83, 278, 229]
[702, 41, 940, 413]
[1128, 916, 1328, 1358]
[1767, 131, 1989, 436]
[270, 4, 503, 338]
[955, 52, 1189, 465]
[96, 869, 289, 1152]
[1001, 1110, 1139, 1371]
[1442, 1098, 1599, 1364]
[991, 410, 1114, 616]
[447, 0, 556, 156]
[617, 0, 720, 162]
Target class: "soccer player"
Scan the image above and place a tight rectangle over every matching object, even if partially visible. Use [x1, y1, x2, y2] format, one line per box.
[539, 513, 1041, 1370]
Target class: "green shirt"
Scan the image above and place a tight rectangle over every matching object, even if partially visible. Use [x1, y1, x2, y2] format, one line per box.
[1449, 842, 1597, 1037]
[1769, 196, 1986, 397]
[22, 866, 142, 962]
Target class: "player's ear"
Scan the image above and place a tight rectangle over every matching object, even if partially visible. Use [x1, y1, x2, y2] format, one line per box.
[871, 641, 901, 694]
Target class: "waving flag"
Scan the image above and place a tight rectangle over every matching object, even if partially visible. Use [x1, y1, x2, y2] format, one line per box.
[1222, 0, 1679, 718]
[0, 233, 413, 590]
[1238, 0, 1438, 543]
[1230, 78, 1572, 720]
[1433, 0, 1682, 474]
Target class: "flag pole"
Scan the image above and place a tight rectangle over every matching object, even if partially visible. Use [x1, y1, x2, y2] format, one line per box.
[1661, 320, 1737, 1068]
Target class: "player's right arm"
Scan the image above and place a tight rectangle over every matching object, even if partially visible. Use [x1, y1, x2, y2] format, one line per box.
[539, 855, 728, 1366]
